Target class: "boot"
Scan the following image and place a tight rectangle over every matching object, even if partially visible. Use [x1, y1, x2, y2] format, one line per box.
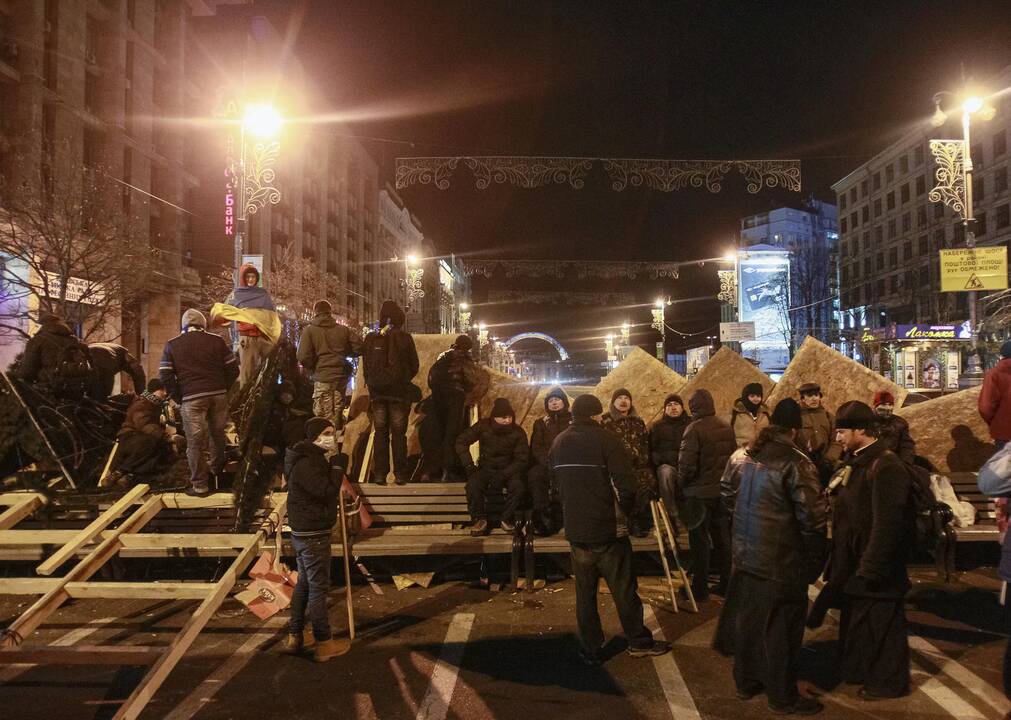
[313, 637, 351, 662]
[469, 518, 489, 536]
[281, 629, 315, 655]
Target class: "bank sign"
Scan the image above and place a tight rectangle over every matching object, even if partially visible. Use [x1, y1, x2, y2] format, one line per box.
[894, 322, 971, 341]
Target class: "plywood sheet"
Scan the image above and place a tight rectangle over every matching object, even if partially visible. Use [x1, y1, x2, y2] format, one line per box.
[896, 386, 994, 473]
[680, 347, 775, 423]
[594, 347, 686, 421]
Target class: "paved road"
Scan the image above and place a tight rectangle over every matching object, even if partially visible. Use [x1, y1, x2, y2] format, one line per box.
[0, 567, 1008, 720]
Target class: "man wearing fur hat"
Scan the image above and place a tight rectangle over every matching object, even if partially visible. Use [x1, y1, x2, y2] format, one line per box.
[730, 382, 770, 448]
[827, 400, 913, 700]
[528, 387, 572, 535]
[649, 394, 690, 515]
[298, 299, 363, 431]
[159, 308, 239, 496]
[456, 397, 529, 536]
[719, 398, 828, 714]
[872, 390, 915, 464]
[796, 382, 842, 480]
[601, 388, 656, 537]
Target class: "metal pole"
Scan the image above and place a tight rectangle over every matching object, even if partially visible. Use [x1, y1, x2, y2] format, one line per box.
[234, 123, 246, 284]
[962, 109, 980, 375]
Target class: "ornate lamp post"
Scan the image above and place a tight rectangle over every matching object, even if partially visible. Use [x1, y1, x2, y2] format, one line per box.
[405, 253, 425, 310]
[458, 302, 471, 333]
[477, 322, 488, 354]
[605, 333, 616, 367]
[929, 90, 996, 376]
[652, 297, 668, 360]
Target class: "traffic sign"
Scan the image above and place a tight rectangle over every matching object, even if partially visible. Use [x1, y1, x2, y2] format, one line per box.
[940, 247, 1008, 292]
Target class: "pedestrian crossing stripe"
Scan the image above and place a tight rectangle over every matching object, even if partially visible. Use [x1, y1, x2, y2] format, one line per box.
[964, 273, 985, 289]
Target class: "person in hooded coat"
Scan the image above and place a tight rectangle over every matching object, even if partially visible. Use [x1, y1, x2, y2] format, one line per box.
[678, 388, 737, 600]
[528, 387, 572, 534]
[730, 382, 771, 448]
[363, 299, 420, 485]
[428, 335, 481, 481]
[649, 394, 690, 516]
[979, 340, 1011, 450]
[297, 300, 363, 430]
[223, 263, 278, 388]
[109, 378, 178, 484]
[601, 388, 656, 537]
[19, 310, 92, 400]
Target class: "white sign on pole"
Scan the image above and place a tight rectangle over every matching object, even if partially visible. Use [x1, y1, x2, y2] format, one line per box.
[719, 321, 756, 342]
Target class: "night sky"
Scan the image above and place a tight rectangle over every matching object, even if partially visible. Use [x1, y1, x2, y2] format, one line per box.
[258, 0, 1011, 359]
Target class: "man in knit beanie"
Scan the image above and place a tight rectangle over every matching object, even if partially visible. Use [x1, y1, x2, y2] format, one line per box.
[600, 388, 655, 537]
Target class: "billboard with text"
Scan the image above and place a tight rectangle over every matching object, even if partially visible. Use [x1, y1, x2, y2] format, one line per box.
[738, 248, 791, 373]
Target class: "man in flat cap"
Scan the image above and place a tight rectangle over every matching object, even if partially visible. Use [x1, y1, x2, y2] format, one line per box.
[796, 382, 842, 483]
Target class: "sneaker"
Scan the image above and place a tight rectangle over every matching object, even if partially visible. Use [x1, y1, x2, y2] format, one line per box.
[394, 476, 408, 486]
[469, 519, 489, 536]
[627, 640, 672, 658]
[500, 519, 516, 532]
[313, 637, 351, 662]
[185, 486, 211, 498]
[768, 697, 824, 715]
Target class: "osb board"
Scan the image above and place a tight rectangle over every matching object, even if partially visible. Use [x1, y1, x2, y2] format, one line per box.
[896, 386, 993, 473]
[594, 347, 686, 422]
[766, 337, 906, 414]
[521, 385, 595, 434]
[478, 368, 541, 431]
[680, 347, 775, 423]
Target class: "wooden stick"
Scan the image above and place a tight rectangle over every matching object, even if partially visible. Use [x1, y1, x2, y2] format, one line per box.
[97, 441, 120, 487]
[0, 493, 46, 530]
[658, 499, 697, 613]
[338, 488, 355, 640]
[357, 430, 375, 485]
[649, 501, 678, 613]
[1, 371, 76, 489]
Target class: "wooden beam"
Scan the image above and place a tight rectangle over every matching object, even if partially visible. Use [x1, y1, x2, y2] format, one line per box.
[0, 645, 162, 666]
[36, 484, 150, 576]
[0, 492, 48, 507]
[0, 529, 79, 545]
[64, 582, 217, 600]
[117, 533, 256, 549]
[0, 577, 61, 594]
[158, 492, 241, 510]
[0, 493, 46, 530]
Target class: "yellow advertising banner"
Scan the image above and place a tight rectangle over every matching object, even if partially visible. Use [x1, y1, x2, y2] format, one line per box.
[939, 247, 1008, 292]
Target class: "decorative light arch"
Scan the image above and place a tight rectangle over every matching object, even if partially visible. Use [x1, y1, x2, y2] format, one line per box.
[501, 332, 570, 361]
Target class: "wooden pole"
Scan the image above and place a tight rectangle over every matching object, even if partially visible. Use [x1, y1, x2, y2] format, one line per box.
[97, 441, 120, 487]
[649, 501, 678, 613]
[658, 499, 697, 613]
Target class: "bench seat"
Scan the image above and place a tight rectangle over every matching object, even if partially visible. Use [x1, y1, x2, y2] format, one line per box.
[948, 472, 1000, 542]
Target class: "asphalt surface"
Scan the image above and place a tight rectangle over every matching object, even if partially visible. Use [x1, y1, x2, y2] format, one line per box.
[0, 565, 1008, 720]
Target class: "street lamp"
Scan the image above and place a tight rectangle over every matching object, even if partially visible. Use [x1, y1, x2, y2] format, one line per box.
[928, 89, 996, 376]
[652, 298, 667, 361]
[405, 252, 425, 309]
[620, 321, 630, 347]
[458, 302, 471, 333]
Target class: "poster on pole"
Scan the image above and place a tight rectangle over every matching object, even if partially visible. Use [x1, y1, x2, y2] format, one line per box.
[939, 247, 1008, 292]
[719, 321, 756, 342]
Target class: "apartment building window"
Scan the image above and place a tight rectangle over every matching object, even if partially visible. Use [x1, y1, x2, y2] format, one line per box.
[877, 278, 886, 297]
[852, 262, 860, 279]
[862, 231, 870, 251]
[872, 172, 881, 190]
[873, 198, 882, 217]
[861, 205, 869, 223]
[977, 212, 987, 236]
[899, 155, 909, 173]
[840, 217, 847, 233]
[996, 167, 1008, 194]
[886, 192, 895, 210]
[841, 265, 849, 282]
[920, 266, 930, 286]
[876, 252, 884, 270]
[998, 204, 1010, 229]
[890, 275, 898, 293]
[849, 188, 857, 204]
[850, 211, 858, 228]
[918, 235, 927, 255]
[887, 219, 896, 239]
[972, 144, 983, 165]
[916, 175, 925, 195]
[914, 144, 925, 166]
[901, 212, 911, 232]
[917, 206, 927, 227]
[995, 129, 1007, 157]
[43, 0, 58, 90]
[886, 164, 894, 183]
[861, 179, 869, 197]
[122, 148, 132, 214]
[874, 226, 883, 243]
[900, 184, 910, 204]
[935, 228, 946, 247]
[888, 247, 897, 267]
[903, 241, 912, 260]
[977, 177, 985, 200]
[953, 222, 965, 244]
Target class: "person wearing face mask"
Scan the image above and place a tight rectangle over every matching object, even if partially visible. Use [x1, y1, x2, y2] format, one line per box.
[601, 389, 656, 538]
[649, 394, 690, 516]
[872, 391, 915, 465]
[456, 398, 529, 536]
[282, 417, 349, 662]
[528, 387, 572, 535]
[730, 383, 770, 448]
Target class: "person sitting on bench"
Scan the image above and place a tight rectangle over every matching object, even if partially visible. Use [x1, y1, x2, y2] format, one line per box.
[456, 398, 529, 536]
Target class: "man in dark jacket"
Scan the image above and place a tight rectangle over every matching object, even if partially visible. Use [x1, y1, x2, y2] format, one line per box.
[979, 340, 1011, 449]
[827, 401, 913, 700]
[298, 300, 363, 431]
[429, 335, 480, 481]
[796, 383, 843, 480]
[363, 300, 420, 485]
[528, 387, 571, 535]
[601, 388, 656, 537]
[159, 308, 239, 496]
[678, 388, 737, 600]
[649, 394, 689, 517]
[19, 310, 92, 400]
[457, 398, 529, 535]
[720, 399, 828, 714]
[88, 342, 146, 401]
[872, 390, 915, 464]
[282, 417, 349, 662]
[550, 394, 671, 665]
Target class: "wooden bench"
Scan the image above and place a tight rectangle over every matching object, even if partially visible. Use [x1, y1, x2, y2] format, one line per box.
[949, 472, 1000, 542]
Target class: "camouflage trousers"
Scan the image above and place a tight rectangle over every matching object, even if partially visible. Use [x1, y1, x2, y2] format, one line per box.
[312, 380, 349, 430]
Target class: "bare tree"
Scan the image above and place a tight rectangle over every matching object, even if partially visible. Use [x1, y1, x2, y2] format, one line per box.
[789, 236, 833, 345]
[263, 243, 359, 325]
[0, 155, 154, 341]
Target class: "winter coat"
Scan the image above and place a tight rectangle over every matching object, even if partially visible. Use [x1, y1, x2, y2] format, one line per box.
[19, 317, 90, 386]
[730, 399, 771, 448]
[530, 390, 572, 467]
[678, 390, 737, 499]
[362, 301, 419, 402]
[876, 413, 916, 465]
[428, 348, 480, 396]
[720, 430, 828, 587]
[285, 440, 339, 535]
[600, 408, 651, 470]
[649, 413, 690, 467]
[225, 263, 276, 337]
[455, 418, 528, 477]
[158, 328, 239, 403]
[88, 342, 146, 396]
[826, 441, 913, 599]
[549, 417, 637, 544]
[979, 358, 1011, 441]
[119, 394, 165, 439]
[297, 312, 363, 384]
[797, 406, 842, 465]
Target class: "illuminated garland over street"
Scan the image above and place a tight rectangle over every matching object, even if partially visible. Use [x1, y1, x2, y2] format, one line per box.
[464, 259, 680, 279]
[395, 156, 801, 193]
[487, 290, 637, 305]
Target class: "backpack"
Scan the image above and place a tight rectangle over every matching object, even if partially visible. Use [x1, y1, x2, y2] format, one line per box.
[900, 460, 954, 557]
[362, 332, 402, 391]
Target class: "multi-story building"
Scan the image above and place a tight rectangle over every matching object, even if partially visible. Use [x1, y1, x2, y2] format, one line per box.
[379, 183, 424, 323]
[739, 199, 840, 348]
[832, 65, 1011, 357]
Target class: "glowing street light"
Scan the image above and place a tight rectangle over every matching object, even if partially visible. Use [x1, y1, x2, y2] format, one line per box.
[404, 253, 424, 308]
[406, 253, 420, 266]
[242, 103, 283, 139]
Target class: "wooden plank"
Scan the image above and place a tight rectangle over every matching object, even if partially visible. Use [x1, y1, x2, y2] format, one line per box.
[37, 484, 150, 576]
[0, 577, 61, 594]
[157, 492, 241, 510]
[366, 503, 470, 513]
[369, 513, 471, 523]
[0, 494, 46, 530]
[357, 483, 467, 496]
[64, 582, 217, 600]
[117, 533, 256, 549]
[357, 495, 469, 505]
[0, 529, 80, 545]
[0, 492, 48, 507]
[0, 645, 162, 666]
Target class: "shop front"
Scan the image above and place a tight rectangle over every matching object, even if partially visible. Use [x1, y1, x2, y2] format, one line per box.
[858, 321, 972, 393]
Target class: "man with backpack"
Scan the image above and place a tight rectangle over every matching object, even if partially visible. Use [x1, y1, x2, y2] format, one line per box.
[20, 310, 92, 400]
[87, 342, 146, 402]
[362, 300, 420, 485]
[298, 300, 362, 431]
[428, 335, 480, 481]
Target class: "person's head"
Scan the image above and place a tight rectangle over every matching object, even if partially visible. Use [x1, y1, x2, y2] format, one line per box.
[571, 394, 604, 422]
[547, 396, 565, 412]
[379, 299, 406, 329]
[798, 382, 822, 409]
[452, 334, 474, 353]
[305, 417, 336, 452]
[688, 389, 716, 418]
[872, 390, 895, 417]
[611, 388, 632, 415]
[491, 397, 515, 426]
[312, 299, 332, 317]
[545, 387, 569, 414]
[243, 269, 259, 287]
[146, 378, 167, 400]
[769, 398, 802, 439]
[1001, 340, 1011, 359]
[742, 382, 764, 408]
[663, 394, 684, 418]
[835, 401, 878, 452]
[181, 308, 206, 330]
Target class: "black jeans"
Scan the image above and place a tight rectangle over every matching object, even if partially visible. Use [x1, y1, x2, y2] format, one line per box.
[289, 534, 332, 641]
[570, 537, 653, 654]
[434, 390, 466, 476]
[372, 399, 410, 482]
[466, 467, 524, 521]
[688, 497, 731, 593]
[526, 463, 552, 514]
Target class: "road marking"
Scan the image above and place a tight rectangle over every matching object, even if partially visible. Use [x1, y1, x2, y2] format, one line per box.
[162, 616, 287, 720]
[415, 612, 474, 720]
[644, 605, 702, 720]
[0, 616, 117, 684]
